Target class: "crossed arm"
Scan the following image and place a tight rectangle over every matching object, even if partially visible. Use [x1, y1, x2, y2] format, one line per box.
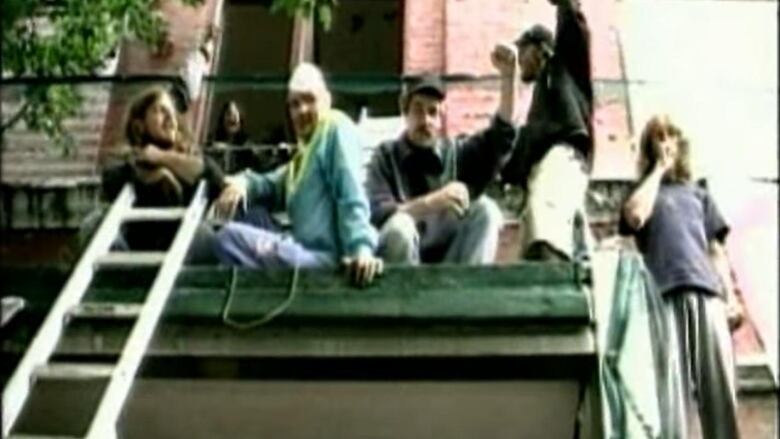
[133, 144, 205, 185]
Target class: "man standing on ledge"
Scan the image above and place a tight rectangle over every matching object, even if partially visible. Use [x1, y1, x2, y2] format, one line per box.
[366, 43, 519, 265]
[501, 0, 593, 262]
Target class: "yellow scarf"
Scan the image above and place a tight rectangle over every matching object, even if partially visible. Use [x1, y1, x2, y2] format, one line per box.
[285, 110, 333, 200]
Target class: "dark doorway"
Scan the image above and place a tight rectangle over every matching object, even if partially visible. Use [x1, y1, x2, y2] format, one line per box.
[211, 0, 293, 146]
[315, 0, 402, 120]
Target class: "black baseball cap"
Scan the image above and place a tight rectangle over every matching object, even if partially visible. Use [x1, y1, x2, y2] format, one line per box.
[515, 24, 554, 57]
[404, 75, 446, 100]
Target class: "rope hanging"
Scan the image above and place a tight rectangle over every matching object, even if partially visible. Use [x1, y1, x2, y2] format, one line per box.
[221, 264, 300, 330]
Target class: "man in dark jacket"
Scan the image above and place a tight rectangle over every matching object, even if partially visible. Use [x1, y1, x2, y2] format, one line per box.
[502, 0, 593, 261]
[365, 44, 518, 265]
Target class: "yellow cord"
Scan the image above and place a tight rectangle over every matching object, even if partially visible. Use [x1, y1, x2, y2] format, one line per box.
[221, 264, 300, 330]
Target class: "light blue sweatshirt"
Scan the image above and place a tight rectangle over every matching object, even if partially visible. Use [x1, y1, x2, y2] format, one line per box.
[243, 109, 377, 265]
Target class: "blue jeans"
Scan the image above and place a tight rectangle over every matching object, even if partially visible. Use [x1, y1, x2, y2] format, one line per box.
[378, 196, 503, 265]
[79, 206, 219, 265]
[213, 220, 326, 269]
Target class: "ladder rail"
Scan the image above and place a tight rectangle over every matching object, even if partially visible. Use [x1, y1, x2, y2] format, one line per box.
[2, 184, 136, 438]
[84, 181, 209, 439]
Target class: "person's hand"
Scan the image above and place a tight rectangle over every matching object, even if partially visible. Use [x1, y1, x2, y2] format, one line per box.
[213, 174, 247, 221]
[342, 254, 384, 287]
[491, 42, 518, 76]
[654, 138, 676, 173]
[426, 182, 470, 217]
[725, 289, 745, 332]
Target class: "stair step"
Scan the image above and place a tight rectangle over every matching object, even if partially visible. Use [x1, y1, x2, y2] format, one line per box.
[738, 353, 778, 392]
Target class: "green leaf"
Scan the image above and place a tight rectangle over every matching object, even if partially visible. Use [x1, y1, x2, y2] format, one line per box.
[269, 0, 339, 28]
[0, 0, 203, 153]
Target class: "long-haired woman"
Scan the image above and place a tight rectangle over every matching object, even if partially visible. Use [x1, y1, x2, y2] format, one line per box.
[620, 114, 743, 438]
[213, 100, 249, 146]
[93, 87, 226, 263]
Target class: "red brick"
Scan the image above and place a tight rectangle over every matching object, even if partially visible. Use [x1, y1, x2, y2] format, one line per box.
[404, 0, 630, 156]
[403, 0, 446, 73]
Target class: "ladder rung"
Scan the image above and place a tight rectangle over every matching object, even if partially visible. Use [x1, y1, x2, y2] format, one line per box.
[68, 303, 143, 320]
[34, 363, 114, 381]
[96, 252, 167, 267]
[125, 207, 187, 222]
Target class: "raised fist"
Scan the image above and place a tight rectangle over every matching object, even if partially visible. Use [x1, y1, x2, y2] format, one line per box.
[491, 43, 518, 76]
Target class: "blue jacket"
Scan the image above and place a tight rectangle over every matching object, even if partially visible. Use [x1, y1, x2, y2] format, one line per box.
[243, 109, 377, 265]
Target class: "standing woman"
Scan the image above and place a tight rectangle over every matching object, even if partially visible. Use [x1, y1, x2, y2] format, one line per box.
[99, 87, 226, 263]
[619, 114, 744, 439]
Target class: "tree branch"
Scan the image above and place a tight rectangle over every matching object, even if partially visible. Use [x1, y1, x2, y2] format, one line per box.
[0, 101, 30, 134]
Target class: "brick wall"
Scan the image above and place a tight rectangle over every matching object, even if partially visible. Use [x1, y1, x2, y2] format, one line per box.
[403, 0, 636, 178]
[404, 0, 552, 136]
[402, 0, 446, 74]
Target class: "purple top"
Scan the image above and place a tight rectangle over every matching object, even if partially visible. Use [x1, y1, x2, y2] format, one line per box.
[620, 182, 729, 296]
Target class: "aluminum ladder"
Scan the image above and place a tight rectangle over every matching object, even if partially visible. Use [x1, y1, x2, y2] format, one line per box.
[3, 180, 209, 439]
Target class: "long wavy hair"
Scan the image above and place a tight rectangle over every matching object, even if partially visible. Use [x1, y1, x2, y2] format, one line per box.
[213, 100, 249, 145]
[638, 114, 692, 183]
[124, 87, 194, 154]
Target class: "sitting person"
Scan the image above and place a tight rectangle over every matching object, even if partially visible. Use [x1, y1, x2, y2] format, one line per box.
[212, 63, 382, 286]
[210, 100, 292, 174]
[212, 100, 249, 147]
[86, 87, 226, 264]
[364, 43, 518, 265]
[619, 114, 744, 439]
[209, 99, 254, 174]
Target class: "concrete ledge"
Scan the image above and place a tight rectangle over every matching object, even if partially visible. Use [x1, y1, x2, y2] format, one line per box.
[738, 353, 779, 394]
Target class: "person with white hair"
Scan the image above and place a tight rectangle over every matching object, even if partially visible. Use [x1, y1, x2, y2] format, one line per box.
[211, 63, 383, 286]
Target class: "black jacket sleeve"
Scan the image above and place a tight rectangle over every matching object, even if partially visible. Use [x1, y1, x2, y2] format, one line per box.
[456, 116, 518, 197]
[555, 0, 592, 97]
[101, 163, 132, 202]
[365, 143, 401, 227]
[201, 155, 227, 201]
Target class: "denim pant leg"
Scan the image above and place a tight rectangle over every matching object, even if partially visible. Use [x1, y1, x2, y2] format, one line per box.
[184, 224, 220, 265]
[214, 222, 323, 269]
[443, 196, 503, 264]
[233, 205, 282, 232]
[377, 212, 420, 265]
